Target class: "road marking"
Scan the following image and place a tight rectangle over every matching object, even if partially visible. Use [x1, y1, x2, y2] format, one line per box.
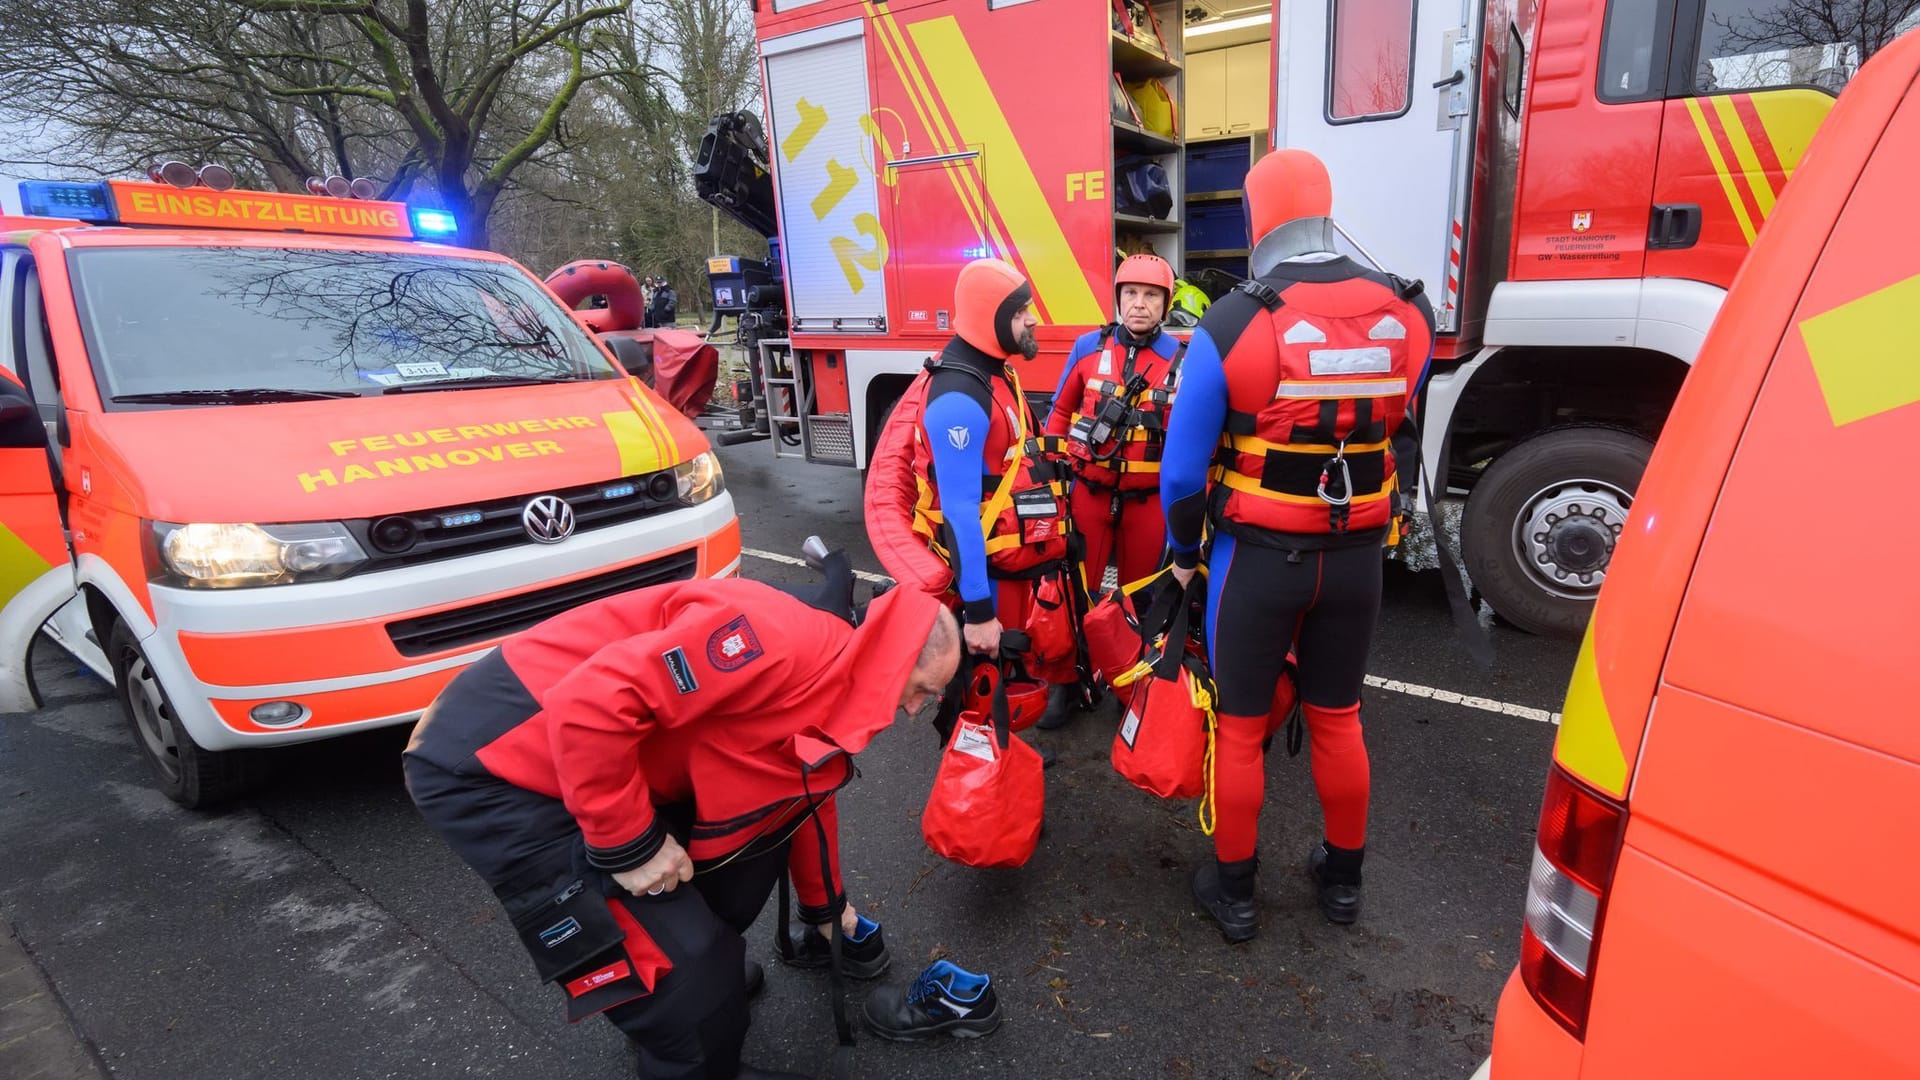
[1365, 675, 1562, 725]
[740, 548, 1563, 724]
[742, 546, 892, 584]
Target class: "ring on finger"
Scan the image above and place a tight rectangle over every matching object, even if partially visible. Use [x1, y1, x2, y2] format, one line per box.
[647, 884, 665, 895]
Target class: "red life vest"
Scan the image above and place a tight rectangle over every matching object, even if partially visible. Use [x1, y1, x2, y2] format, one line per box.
[1207, 263, 1434, 536]
[901, 356, 1070, 578]
[1060, 327, 1184, 493]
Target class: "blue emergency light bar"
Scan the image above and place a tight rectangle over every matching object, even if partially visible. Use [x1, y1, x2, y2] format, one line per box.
[410, 209, 459, 237]
[18, 181, 118, 222]
[13, 179, 460, 242]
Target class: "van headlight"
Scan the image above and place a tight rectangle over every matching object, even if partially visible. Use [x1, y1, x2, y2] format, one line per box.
[674, 452, 725, 506]
[150, 521, 369, 588]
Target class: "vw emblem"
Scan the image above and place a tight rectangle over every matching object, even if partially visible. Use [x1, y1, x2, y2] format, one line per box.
[522, 495, 576, 544]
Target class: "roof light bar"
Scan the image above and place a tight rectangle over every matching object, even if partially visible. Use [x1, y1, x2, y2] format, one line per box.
[410, 208, 460, 238]
[16, 181, 117, 222]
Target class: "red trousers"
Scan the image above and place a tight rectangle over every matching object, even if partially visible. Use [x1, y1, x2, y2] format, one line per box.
[1070, 482, 1166, 595]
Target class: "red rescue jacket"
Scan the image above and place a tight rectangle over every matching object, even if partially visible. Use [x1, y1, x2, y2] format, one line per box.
[417, 579, 941, 868]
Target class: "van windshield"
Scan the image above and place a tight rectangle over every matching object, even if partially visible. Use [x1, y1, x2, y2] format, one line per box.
[67, 246, 621, 405]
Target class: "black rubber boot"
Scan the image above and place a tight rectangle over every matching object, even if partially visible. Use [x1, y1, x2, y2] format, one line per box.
[1308, 842, 1364, 925]
[1191, 856, 1260, 943]
[1035, 684, 1078, 730]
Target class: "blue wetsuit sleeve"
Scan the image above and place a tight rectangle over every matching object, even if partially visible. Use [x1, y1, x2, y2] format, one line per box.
[1160, 326, 1228, 568]
[921, 389, 997, 622]
[1046, 334, 1097, 435]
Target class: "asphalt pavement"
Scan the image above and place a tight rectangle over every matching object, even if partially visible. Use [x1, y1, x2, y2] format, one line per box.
[0, 440, 1580, 1080]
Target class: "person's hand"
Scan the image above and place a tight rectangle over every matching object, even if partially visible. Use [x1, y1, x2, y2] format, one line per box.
[814, 901, 863, 940]
[963, 617, 1003, 656]
[613, 835, 694, 897]
[1169, 563, 1197, 589]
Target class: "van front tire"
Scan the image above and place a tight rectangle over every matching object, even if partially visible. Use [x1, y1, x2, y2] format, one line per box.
[108, 620, 262, 809]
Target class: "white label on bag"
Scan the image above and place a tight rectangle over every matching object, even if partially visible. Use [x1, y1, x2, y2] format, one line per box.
[953, 722, 997, 763]
[1119, 706, 1142, 749]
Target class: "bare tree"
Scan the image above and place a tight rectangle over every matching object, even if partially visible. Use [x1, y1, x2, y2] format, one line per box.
[1706, 0, 1920, 90]
[0, 0, 637, 248]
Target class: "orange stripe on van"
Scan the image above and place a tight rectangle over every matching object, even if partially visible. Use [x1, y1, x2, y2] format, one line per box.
[210, 666, 461, 734]
[179, 620, 411, 687]
[704, 517, 743, 575]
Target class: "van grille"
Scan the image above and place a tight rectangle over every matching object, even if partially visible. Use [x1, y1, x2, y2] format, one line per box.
[346, 469, 683, 570]
[386, 551, 700, 656]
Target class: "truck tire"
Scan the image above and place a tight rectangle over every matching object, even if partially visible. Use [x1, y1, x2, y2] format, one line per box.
[1461, 425, 1653, 640]
[108, 620, 263, 809]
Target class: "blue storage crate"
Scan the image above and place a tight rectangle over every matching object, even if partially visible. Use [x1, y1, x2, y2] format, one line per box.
[1186, 141, 1251, 195]
[1186, 203, 1246, 252]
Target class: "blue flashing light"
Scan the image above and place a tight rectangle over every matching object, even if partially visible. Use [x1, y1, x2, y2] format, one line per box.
[410, 208, 459, 238]
[962, 245, 991, 259]
[601, 482, 637, 500]
[18, 181, 117, 223]
[439, 510, 484, 528]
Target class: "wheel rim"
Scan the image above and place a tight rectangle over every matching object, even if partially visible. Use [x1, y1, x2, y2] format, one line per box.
[123, 651, 182, 784]
[1511, 478, 1633, 601]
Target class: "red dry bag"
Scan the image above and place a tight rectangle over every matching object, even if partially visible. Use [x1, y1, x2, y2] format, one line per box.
[1110, 575, 1218, 809]
[921, 661, 1046, 868]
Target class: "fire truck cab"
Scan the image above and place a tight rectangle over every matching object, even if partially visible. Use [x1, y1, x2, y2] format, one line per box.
[704, 0, 1916, 638]
[0, 174, 739, 808]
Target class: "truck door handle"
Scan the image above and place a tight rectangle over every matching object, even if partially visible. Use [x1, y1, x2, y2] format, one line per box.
[1432, 70, 1466, 89]
[1648, 203, 1702, 250]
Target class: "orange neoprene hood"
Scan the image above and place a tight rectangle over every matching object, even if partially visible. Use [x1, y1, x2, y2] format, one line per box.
[1245, 149, 1334, 240]
[954, 257, 1033, 358]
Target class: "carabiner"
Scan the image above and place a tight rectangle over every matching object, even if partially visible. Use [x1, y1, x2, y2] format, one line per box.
[1317, 442, 1354, 507]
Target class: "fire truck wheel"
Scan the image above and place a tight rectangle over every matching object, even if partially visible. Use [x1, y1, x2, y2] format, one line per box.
[108, 620, 264, 809]
[1461, 425, 1653, 640]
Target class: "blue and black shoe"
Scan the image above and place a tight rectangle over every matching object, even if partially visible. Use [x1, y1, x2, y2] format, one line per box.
[783, 913, 891, 980]
[861, 960, 1003, 1041]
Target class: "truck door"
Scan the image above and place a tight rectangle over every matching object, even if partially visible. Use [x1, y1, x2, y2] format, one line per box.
[761, 18, 891, 335]
[1645, 0, 1917, 288]
[0, 248, 79, 712]
[1272, 0, 1481, 330]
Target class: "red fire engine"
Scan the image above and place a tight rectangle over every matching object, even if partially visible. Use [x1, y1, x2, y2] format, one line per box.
[694, 0, 1917, 638]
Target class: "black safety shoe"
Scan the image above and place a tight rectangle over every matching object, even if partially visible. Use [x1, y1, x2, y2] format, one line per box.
[862, 960, 1003, 1041]
[1192, 857, 1260, 943]
[782, 913, 891, 980]
[1308, 842, 1364, 925]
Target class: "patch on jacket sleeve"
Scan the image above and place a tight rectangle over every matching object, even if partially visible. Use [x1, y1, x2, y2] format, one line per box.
[662, 647, 700, 694]
[706, 615, 764, 672]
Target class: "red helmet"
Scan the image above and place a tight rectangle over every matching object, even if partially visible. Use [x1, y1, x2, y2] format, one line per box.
[953, 258, 1033, 358]
[1245, 148, 1333, 241]
[1114, 253, 1174, 312]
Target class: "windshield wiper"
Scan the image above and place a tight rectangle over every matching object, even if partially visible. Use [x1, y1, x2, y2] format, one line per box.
[112, 388, 362, 404]
[381, 374, 582, 394]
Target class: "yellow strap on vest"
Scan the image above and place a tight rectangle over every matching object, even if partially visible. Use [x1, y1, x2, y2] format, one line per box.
[1217, 468, 1396, 506]
[975, 366, 1034, 550]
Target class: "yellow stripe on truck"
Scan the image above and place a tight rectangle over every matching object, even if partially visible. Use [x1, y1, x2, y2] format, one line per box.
[603, 384, 681, 475]
[1746, 88, 1833, 177]
[907, 16, 1105, 326]
[1684, 97, 1759, 245]
[1553, 620, 1630, 798]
